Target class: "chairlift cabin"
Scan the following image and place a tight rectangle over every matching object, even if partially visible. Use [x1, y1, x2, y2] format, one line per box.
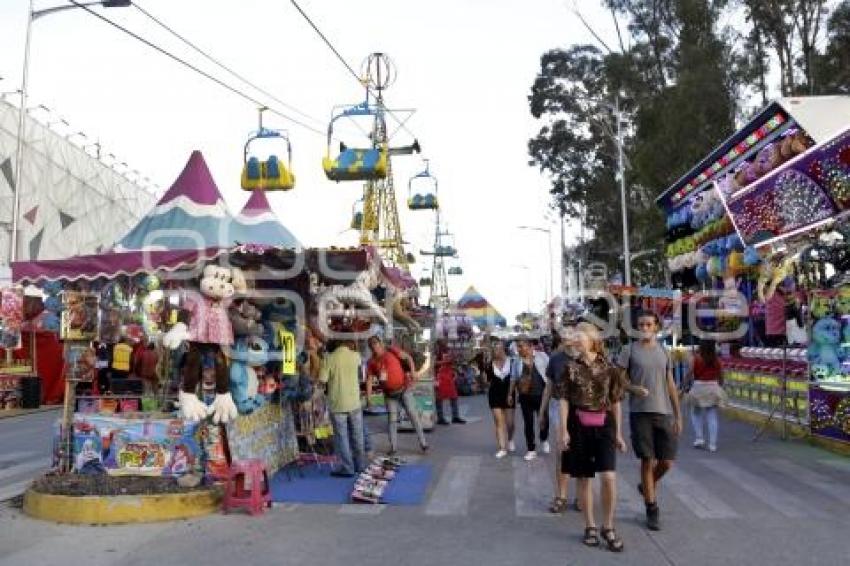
[408, 161, 439, 211]
[434, 232, 457, 257]
[419, 276, 432, 286]
[448, 266, 463, 276]
[241, 108, 295, 191]
[322, 101, 388, 182]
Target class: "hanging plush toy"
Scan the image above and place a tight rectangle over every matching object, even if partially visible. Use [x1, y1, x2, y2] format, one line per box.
[809, 318, 842, 378]
[163, 265, 240, 424]
[228, 336, 268, 415]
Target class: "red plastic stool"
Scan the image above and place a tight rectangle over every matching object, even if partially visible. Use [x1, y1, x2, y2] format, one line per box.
[223, 459, 272, 516]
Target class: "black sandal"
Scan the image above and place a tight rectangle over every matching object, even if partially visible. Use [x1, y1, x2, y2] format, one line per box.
[549, 497, 568, 514]
[601, 528, 624, 552]
[582, 527, 600, 547]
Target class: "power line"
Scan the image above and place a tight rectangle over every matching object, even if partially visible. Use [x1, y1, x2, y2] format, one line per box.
[131, 1, 325, 129]
[288, 0, 419, 142]
[66, 0, 327, 137]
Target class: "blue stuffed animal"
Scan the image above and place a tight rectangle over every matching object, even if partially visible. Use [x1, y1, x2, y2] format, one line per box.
[229, 336, 269, 415]
[809, 318, 842, 377]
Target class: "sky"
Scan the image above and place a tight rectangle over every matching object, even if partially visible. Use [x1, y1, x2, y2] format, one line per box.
[0, 0, 619, 322]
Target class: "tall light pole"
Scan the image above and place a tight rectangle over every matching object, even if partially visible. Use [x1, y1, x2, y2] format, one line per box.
[614, 95, 631, 287]
[517, 225, 553, 304]
[9, 0, 131, 263]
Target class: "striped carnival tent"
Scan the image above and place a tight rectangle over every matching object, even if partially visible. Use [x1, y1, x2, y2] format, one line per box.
[455, 285, 507, 328]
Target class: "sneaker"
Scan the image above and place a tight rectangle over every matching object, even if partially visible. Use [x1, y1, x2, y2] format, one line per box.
[541, 441, 551, 454]
[693, 439, 705, 449]
[646, 503, 660, 531]
[437, 418, 450, 425]
[495, 450, 508, 459]
[523, 451, 537, 461]
[708, 444, 717, 453]
[452, 417, 467, 424]
[508, 441, 516, 453]
[420, 443, 430, 453]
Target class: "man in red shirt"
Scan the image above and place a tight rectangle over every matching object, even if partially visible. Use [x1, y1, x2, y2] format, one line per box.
[366, 336, 429, 454]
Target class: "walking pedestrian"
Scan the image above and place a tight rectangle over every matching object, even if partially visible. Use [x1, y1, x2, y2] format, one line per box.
[541, 324, 578, 513]
[513, 336, 550, 461]
[483, 339, 515, 458]
[435, 354, 466, 425]
[617, 310, 683, 532]
[319, 340, 367, 477]
[366, 336, 429, 455]
[558, 322, 630, 552]
[685, 339, 727, 452]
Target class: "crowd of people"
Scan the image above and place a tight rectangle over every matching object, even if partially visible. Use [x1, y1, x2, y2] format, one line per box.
[316, 311, 727, 553]
[478, 311, 724, 552]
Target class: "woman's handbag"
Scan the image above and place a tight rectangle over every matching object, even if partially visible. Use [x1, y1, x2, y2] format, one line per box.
[576, 408, 607, 427]
[517, 363, 534, 395]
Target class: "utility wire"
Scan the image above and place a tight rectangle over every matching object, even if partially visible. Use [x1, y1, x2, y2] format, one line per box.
[131, 1, 325, 129]
[67, 0, 327, 137]
[288, 0, 419, 142]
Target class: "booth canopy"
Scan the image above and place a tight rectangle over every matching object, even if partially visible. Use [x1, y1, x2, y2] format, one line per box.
[455, 286, 507, 327]
[233, 190, 300, 249]
[114, 151, 300, 251]
[11, 245, 375, 285]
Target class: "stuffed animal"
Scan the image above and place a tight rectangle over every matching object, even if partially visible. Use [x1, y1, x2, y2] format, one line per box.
[811, 294, 833, 319]
[229, 299, 263, 337]
[809, 318, 842, 376]
[163, 265, 238, 424]
[779, 128, 812, 161]
[754, 142, 784, 177]
[835, 286, 850, 316]
[228, 336, 268, 415]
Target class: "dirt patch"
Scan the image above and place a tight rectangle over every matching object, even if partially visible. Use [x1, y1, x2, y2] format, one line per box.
[30, 474, 210, 497]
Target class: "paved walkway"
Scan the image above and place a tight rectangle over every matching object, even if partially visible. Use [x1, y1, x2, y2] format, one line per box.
[1, 396, 848, 565]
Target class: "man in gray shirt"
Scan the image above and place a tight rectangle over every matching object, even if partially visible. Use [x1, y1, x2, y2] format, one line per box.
[617, 310, 682, 532]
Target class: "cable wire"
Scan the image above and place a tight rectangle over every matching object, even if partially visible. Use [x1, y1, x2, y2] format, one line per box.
[288, 0, 419, 142]
[67, 0, 327, 137]
[131, 1, 325, 129]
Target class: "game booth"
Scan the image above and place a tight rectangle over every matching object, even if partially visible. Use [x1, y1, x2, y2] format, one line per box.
[12, 151, 433, 520]
[657, 95, 850, 446]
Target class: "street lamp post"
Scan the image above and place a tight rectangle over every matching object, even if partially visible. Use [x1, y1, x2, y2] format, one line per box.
[9, 0, 131, 263]
[517, 225, 553, 304]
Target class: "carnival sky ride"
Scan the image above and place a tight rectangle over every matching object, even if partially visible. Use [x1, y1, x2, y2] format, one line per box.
[323, 53, 419, 270]
[241, 107, 295, 192]
[408, 159, 439, 211]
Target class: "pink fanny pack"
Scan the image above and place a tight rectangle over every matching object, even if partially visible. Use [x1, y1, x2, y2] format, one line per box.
[576, 409, 607, 427]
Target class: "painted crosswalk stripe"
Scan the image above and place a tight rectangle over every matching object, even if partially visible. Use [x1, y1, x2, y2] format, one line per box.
[513, 458, 555, 517]
[0, 479, 33, 502]
[338, 503, 386, 515]
[615, 473, 646, 516]
[698, 458, 823, 519]
[424, 456, 480, 516]
[0, 451, 38, 465]
[0, 460, 48, 482]
[766, 458, 850, 506]
[665, 468, 738, 519]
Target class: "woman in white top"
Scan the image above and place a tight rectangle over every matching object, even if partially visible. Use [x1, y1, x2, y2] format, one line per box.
[483, 340, 516, 458]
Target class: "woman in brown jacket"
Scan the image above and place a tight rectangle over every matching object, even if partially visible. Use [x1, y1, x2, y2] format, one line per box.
[557, 322, 647, 553]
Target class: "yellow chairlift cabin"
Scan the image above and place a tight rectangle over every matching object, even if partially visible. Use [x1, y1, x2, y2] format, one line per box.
[322, 101, 389, 182]
[241, 107, 295, 191]
[408, 160, 439, 211]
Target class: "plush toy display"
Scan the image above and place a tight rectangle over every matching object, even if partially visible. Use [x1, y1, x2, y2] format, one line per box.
[163, 265, 239, 424]
[229, 299, 263, 337]
[228, 336, 268, 414]
[809, 318, 842, 377]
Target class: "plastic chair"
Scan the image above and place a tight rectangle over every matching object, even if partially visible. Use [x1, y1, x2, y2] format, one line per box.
[223, 459, 272, 516]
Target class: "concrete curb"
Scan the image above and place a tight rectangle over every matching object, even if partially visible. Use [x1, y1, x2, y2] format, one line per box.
[722, 405, 850, 456]
[22, 487, 222, 524]
[0, 406, 61, 421]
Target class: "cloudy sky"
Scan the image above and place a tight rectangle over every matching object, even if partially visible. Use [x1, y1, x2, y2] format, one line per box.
[0, 0, 619, 321]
